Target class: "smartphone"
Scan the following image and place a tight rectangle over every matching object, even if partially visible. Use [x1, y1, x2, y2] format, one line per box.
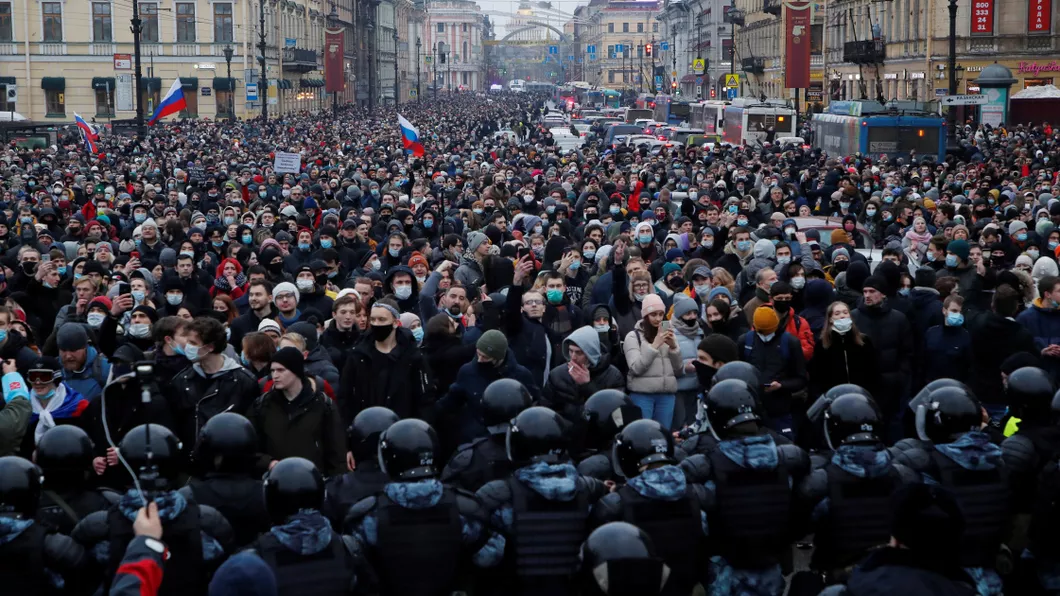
[517, 246, 531, 261]
[660, 321, 670, 333]
[117, 282, 131, 297]
[728, 205, 738, 214]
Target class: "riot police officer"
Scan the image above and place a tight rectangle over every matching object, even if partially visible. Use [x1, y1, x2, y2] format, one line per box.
[891, 384, 1012, 594]
[794, 394, 919, 594]
[0, 456, 86, 595]
[35, 425, 115, 535]
[589, 419, 710, 595]
[1019, 389, 1060, 593]
[1000, 367, 1060, 513]
[575, 389, 643, 480]
[71, 424, 233, 596]
[247, 457, 371, 595]
[324, 406, 398, 526]
[696, 379, 809, 595]
[345, 418, 501, 596]
[183, 412, 269, 548]
[802, 383, 875, 453]
[477, 406, 610, 596]
[580, 522, 672, 596]
[443, 379, 532, 490]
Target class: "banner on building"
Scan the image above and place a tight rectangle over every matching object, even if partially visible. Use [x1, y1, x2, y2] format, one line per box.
[783, 1, 813, 89]
[324, 28, 345, 93]
[1029, 0, 1051, 32]
[971, 0, 995, 34]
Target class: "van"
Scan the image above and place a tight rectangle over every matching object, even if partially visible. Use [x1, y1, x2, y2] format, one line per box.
[602, 124, 646, 148]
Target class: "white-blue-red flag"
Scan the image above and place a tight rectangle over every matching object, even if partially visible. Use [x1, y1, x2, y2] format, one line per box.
[398, 114, 425, 157]
[73, 113, 98, 153]
[148, 78, 187, 125]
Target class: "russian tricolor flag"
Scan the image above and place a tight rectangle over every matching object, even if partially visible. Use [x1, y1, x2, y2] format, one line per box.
[73, 113, 98, 153]
[398, 114, 425, 157]
[148, 78, 187, 126]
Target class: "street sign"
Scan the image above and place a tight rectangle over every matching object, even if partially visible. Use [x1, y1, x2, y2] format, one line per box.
[425, 56, 432, 64]
[113, 54, 131, 70]
[655, 75, 663, 87]
[586, 44, 596, 54]
[725, 73, 740, 88]
[568, 55, 574, 61]
[660, 41, 669, 51]
[941, 94, 988, 106]
[285, 38, 296, 48]
[548, 45, 558, 54]
[692, 58, 705, 74]
[615, 44, 625, 53]
[696, 76, 704, 85]
[727, 88, 738, 99]
[410, 89, 417, 98]
[201, 87, 212, 96]
[245, 83, 258, 102]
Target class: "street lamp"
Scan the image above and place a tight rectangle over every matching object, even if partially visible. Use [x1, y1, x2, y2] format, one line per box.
[223, 45, 235, 121]
[946, 0, 959, 150]
[415, 37, 421, 102]
[393, 28, 399, 105]
[258, 0, 267, 120]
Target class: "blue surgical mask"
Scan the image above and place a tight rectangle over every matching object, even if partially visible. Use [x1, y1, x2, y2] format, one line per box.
[56, 265, 66, 275]
[259, 190, 268, 198]
[240, 353, 250, 367]
[1018, 232, 1029, 242]
[638, 233, 652, 244]
[0, 329, 8, 343]
[610, 205, 621, 214]
[167, 293, 183, 305]
[546, 289, 564, 304]
[242, 235, 254, 245]
[839, 201, 851, 210]
[737, 218, 749, 226]
[134, 213, 147, 223]
[423, 219, 433, 229]
[569, 260, 581, 271]
[776, 256, 790, 266]
[945, 254, 958, 267]
[212, 240, 225, 248]
[865, 208, 877, 217]
[584, 250, 596, 261]
[898, 287, 911, 297]
[411, 327, 424, 342]
[1051, 241, 1059, 251]
[946, 312, 964, 327]
[183, 343, 200, 361]
[320, 239, 333, 249]
[298, 242, 312, 251]
[223, 216, 235, 225]
[389, 247, 400, 258]
[737, 240, 752, 252]
[132, 290, 145, 302]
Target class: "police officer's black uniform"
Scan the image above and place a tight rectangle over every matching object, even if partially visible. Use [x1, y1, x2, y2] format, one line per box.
[34, 425, 116, 535]
[443, 379, 532, 490]
[183, 412, 269, 548]
[1000, 367, 1060, 513]
[323, 406, 398, 526]
[574, 389, 643, 480]
[0, 456, 86, 596]
[579, 522, 672, 596]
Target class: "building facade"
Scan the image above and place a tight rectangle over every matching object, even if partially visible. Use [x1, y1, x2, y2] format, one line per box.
[425, 0, 485, 91]
[655, 0, 733, 99]
[579, 0, 663, 92]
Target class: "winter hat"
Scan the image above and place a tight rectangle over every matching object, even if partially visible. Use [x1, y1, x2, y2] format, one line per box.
[914, 267, 937, 288]
[399, 312, 420, 329]
[943, 239, 969, 262]
[707, 287, 733, 303]
[476, 329, 508, 362]
[159, 247, 177, 268]
[302, 197, 319, 211]
[672, 295, 699, 319]
[665, 248, 684, 262]
[407, 252, 429, 270]
[287, 322, 318, 351]
[257, 319, 282, 335]
[87, 296, 113, 313]
[1016, 254, 1035, 269]
[831, 247, 850, 261]
[130, 305, 159, 323]
[273, 282, 300, 305]
[692, 266, 713, 280]
[270, 346, 305, 379]
[1010, 220, 1029, 236]
[641, 294, 666, 317]
[863, 275, 888, 293]
[467, 231, 490, 252]
[662, 263, 682, 278]
[752, 306, 780, 334]
[56, 324, 89, 352]
[753, 239, 776, 260]
[208, 552, 278, 596]
[699, 334, 739, 365]
[591, 306, 611, 322]
[844, 261, 870, 292]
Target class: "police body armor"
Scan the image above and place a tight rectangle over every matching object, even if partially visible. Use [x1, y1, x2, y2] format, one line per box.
[508, 476, 590, 594]
[930, 450, 1011, 569]
[446, 437, 514, 492]
[185, 476, 267, 548]
[256, 533, 354, 596]
[106, 503, 205, 596]
[1030, 457, 1060, 559]
[37, 489, 110, 535]
[706, 448, 792, 569]
[374, 488, 464, 596]
[0, 522, 52, 595]
[812, 462, 900, 571]
[617, 485, 702, 595]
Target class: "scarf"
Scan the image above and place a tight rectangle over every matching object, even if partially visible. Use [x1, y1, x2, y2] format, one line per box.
[213, 272, 247, 292]
[30, 385, 84, 445]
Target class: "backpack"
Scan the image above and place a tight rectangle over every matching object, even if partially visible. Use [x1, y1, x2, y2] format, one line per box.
[744, 331, 792, 361]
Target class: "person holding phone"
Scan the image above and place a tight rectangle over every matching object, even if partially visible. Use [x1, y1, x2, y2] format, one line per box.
[623, 294, 682, 429]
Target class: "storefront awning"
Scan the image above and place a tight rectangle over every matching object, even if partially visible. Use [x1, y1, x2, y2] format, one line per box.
[680, 74, 696, 83]
[139, 77, 162, 92]
[279, 79, 292, 90]
[181, 77, 199, 90]
[91, 77, 116, 91]
[41, 77, 65, 91]
[0, 77, 16, 85]
[213, 77, 235, 91]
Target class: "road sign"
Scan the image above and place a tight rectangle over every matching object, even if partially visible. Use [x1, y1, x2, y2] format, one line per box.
[548, 45, 558, 54]
[568, 55, 574, 61]
[425, 56, 432, 64]
[409, 89, 417, 98]
[615, 44, 625, 53]
[696, 76, 704, 85]
[725, 73, 740, 88]
[245, 83, 258, 102]
[941, 94, 988, 106]
[727, 88, 738, 99]
[660, 41, 669, 51]
[586, 44, 596, 54]
[692, 58, 705, 74]
[655, 75, 663, 87]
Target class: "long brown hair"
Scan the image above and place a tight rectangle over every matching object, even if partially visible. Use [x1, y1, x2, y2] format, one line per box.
[820, 301, 865, 349]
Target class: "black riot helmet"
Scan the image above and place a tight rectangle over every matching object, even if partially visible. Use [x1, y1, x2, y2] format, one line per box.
[580, 522, 669, 596]
[347, 407, 399, 461]
[119, 424, 183, 490]
[915, 385, 983, 444]
[807, 384, 875, 427]
[908, 378, 969, 415]
[483, 379, 533, 431]
[263, 457, 325, 523]
[1007, 366, 1055, 420]
[704, 379, 761, 440]
[824, 383, 873, 402]
[36, 425, 94, 488]
[0, 456, 43, 518]
[712, 361, 763, 392]
[583, 389, 642, 449]
[197, 413, 258, 473]
[507, 406, 568, 465]
[612, 420, 675, 479]
[1051, 389, 1060, 426]
[377, 418, 439, 481]
[824, 394, 883, 450]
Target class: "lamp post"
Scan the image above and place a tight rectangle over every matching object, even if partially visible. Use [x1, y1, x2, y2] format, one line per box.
[258, 0, 268, 120]
[433, 42, 438, 99]
[946, 0, 958, 150]
[393, 28, 399, 105]
[416, 37, 421, 102]
[131, 0, 145, 136]
[223, 45, 235, 121]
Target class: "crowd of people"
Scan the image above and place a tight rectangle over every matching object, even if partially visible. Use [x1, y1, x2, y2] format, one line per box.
[0, 90, 1058, 595]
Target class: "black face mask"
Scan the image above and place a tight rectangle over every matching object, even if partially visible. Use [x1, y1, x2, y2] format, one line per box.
[370, 324, 393, 342]
[267, 260, 284, 274]
[773, 299, 791, 313]
[666, 277, 686, 291]
[834, 260, 849, 272]
[692, 360, 717, 389]
[21, 261, 37, 276]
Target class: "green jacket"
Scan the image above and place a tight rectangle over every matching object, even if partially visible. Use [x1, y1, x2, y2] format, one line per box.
[0, 372, 32, 457]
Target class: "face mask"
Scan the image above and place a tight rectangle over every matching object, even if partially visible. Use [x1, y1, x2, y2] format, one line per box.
[737, 218, 749, 226]
[633, 292, 647, 302]
[610, 205, 621, 215]
[542, 288, 564, 305]
[395, 285, 412, 300]
[783, 227, 796, 237]
[184, 344, 201, 361]
[839, 201, 851, 210]
[370, 324, 393, 342]
[423, 219, 434, 229]
[534, 225, 543, 235]
[583, 249, 596, 261]
[945, 254, 958, 267]
[758, 332, 775, 342]
[898, 287, 911, 297]
[411, 327, 424, 342]
[1029, 249, 1041, 260]
[832, 317, 853, 334]
[20, 217, 32, 224]
[737, 240, 752, 252]
[946, 312, 964, 327]
[282, 189, 291, 198]
[128, 323, 151, 338]
[371, 259, 382, 271]
[638, 233, 652, 244]
[211, 240, 225, 249]
[692, 283, 711, 297]
[86, 312, 106, 328]
[593, 323, 610, 333]
[165, 292, 184, 305]
[1018, 232, 1029, 242]
[296, 279, 314, 292]
[866, 208, 877, 217]
[776, 256, 791, 266]
[259, 190, 268, 198]
[134, 213, 147, 223]
[702, 239, 714, 249]
[131, 290, 145, 302]
[223, 217, 235, 226]
[569, 260, 581, 271]
[473, 209, 484, 215]
[56, 265, 67, 276]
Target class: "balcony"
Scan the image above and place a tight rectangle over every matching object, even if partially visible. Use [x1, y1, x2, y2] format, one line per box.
[283, 47, 318, 72]
[763, 0, 781, 17]
[89, 42, 115, 56]
[38, 42, 66, 56]
[173, 44, 200, 57]
[0, 43, 17, 56]
[843, 40, 885, 64]
[724, 8, 745, 26]
[741, 57, 765, 74]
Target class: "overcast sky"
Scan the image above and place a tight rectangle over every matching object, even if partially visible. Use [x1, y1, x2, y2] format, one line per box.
[478, 0, 588, 37]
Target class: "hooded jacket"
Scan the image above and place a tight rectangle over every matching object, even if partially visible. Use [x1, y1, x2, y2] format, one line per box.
[545, 326, 626, 423]
[169, 354, 261, 449]
[383, 265, 420, 314]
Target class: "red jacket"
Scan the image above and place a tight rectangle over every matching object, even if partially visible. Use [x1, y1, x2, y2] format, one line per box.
[780, 308, 815, 362]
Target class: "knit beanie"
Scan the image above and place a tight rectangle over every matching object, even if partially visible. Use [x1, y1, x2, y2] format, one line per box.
[947, 239, 970, 262]
[914, 267, 937, 288]
[752, 306, 780, 334]
[273, 282, 300, 305]
[641, 294, 666, 317]
[270, 346, 306, 379]
[476, 329, 508, 362]
[863, 275, 888, 293]
[467, 231, 490, 252]
[208, 552, 278, 596]
[699, 334, 739, 365]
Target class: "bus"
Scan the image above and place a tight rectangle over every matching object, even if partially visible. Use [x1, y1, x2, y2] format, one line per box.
[690, 101, 729, 135]
[525, 81, 555, 95]
[721, 98, 797, 146]
[635, 94, 656, 109]
[508, 79, 526, 93]
[810, 101, 946, 161]
[652, 95, 692, 125]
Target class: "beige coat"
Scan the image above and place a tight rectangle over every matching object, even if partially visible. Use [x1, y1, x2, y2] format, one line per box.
[623, 319, 683, 394]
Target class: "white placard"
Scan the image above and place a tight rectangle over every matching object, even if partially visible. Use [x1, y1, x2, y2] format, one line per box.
[273, 151, 301, 174]
[115, 74, 134, 112]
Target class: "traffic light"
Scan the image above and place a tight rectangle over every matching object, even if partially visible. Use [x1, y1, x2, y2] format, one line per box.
[645, 44, 652, 56]
[671, 81, 677, 89]
[710, 88, 716, 98]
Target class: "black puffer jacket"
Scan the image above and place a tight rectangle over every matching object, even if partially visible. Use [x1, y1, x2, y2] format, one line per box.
[967, 310, 1038, 406]
[339, 327, 430, 424]
[249, 382, 346, 477]
[850, 299, 913, 413]
[168, 355, 261, 449]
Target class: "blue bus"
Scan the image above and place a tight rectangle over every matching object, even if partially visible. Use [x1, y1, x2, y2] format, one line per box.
[810, 100, 946, 161]
[652, 94, 692, 125]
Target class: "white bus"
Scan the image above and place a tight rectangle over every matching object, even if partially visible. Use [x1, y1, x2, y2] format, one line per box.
[689, 101, 729, 136]
[508, 79, 526, 93]
[721, 98, 797, 146]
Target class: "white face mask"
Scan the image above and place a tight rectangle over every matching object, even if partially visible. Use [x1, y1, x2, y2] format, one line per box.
[832, 317, 853, 334]
[128, 323, 151, 338]
[593, 323, 610, 333]
[394, 285, 413, 300]
[296, 279, 314, 292]
[86, 312, 106, 328]
[757, 332, 776, 342]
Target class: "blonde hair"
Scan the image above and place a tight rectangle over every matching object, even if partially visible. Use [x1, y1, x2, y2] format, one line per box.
[820, 301, 865, 349]
[278, 332, 306, 351]
[712, 267, 735, 294]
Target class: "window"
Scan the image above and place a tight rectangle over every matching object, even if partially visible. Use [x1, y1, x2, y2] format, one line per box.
[463, 41, 468, 62]
[214, 3, 233, 42]
[607, 23, 614, 33]
[463, 23, 468, 32]
[42, 2, 62, 42]
[608, 71, 615, 83]
[637, 45, 643, 58]
[95, 89, 115, 116]
[180, 88, 198, 117]
[637, 23, 643, 33]
[607, 44, 614, 57]
[141, 3, 158, 42]
[45, 90, 64, 116]
[437, 23, 445, 32]
[216, 91, 233, 118]
[176, 3, 195, 42]
[622, 22, 629, 33]
[0, 2, 12, 42]
[92, 3, 112, 42]
[653, 23, 658, 32]
[462, 72, 468, 85]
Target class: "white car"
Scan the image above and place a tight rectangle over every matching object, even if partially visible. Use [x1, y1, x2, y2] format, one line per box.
[548, 128, 583, 152]
[494, 129, 519, 142]
[791, 216, 881, 272]
[625, 134, 663, 147]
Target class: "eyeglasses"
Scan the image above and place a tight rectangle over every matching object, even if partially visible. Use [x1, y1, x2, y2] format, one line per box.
[523, 300, 544, 306]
